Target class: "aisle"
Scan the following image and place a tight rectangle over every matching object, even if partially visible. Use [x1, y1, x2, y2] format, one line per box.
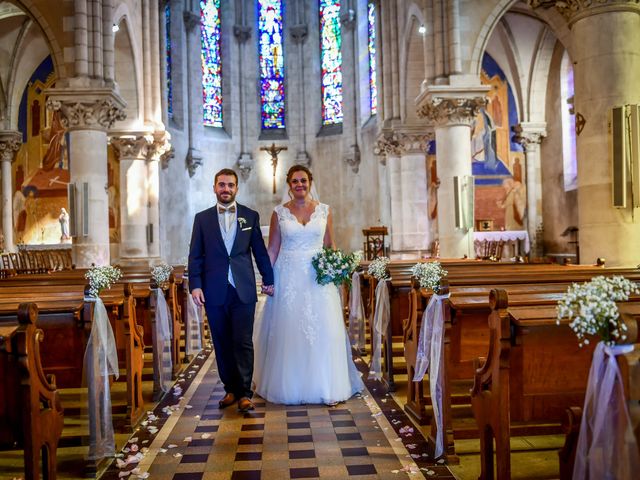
[101, 348, 457, 480]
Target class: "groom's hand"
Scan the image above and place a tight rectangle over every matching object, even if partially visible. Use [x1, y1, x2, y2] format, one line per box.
[192, 288, 206, 306]
[261, 284, 274, 296]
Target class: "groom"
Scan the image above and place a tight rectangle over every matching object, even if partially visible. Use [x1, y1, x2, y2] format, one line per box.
[189, 168, 274, 412]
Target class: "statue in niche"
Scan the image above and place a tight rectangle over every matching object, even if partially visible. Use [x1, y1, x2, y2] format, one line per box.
[59, 208, 70, 242]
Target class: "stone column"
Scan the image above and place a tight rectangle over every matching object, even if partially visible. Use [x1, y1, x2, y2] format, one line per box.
[374, 132, 402, 250]
[528, 1, 640, 265]
[46, 89, 126, 267]
[417, 86, 488, 258]
[110, 132, 153, 262]
[514, 122, 546, 258]
[0, 131, 21, 252]
[147, 130, 172, 260]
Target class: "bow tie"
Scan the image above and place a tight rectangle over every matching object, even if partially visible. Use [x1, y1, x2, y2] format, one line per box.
[218, 205, 236, 214]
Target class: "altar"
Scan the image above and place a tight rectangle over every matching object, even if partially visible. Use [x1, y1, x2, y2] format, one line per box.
[473, 230, 530, 260]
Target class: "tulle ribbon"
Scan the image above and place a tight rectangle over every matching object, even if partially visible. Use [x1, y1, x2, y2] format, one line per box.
[83, 296, 119, 460]
[154, 288, 174, 393]
[573, 342, 640, 480]
[368, 279, 390, 381]
[412, 292, 450, 458]
[348, 271, 366, 352]
[186, 291, 203, 356]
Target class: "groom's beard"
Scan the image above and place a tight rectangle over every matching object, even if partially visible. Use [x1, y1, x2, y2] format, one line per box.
[216, 192, 236, 205]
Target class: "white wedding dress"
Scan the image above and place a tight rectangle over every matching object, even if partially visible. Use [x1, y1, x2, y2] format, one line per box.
[253, 203, 364, 404]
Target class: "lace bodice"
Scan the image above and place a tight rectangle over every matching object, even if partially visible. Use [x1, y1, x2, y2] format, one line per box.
[274, 203, 328, 253]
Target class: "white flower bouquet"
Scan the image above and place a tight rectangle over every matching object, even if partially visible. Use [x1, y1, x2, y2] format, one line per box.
[151, 263, 173, 285]
[367, 256, 390, 281]
[411, 261, 448, 293]
[312, 248, 359, 287]
[85, 265, 123, 298]
[556, 275, 639, 347]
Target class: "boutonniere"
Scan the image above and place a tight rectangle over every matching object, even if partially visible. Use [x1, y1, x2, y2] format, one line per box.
[238, 217, 251, 231]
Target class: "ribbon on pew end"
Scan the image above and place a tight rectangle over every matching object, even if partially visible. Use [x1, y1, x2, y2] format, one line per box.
[573, 343, 640, 480]
[83, 296, 119, 460]
[154, 289, 174, 393]
[413, 292, 450, 459]
[348, 271, 366, 352]
[186, 290, 203, 356]
[368, 279, 390, 381]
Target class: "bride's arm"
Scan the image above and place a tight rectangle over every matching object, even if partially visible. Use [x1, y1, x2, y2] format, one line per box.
[267, 211, 281, 265]
[323, 208, 336, 249]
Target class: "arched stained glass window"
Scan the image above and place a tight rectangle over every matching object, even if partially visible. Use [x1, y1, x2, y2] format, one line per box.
[258, 0, 286, 129]
[165, 2, 173, 119]
[200, 0, 223, 127]
[561, 50, 577, 191]
[319, 0, 343, 125]
[367, 2, 377, 115]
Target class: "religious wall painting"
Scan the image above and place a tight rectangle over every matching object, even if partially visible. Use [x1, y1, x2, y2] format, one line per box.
[472, 53, 526, 231]
[13, 55, 71, 245]
[107, 145, 121, 244]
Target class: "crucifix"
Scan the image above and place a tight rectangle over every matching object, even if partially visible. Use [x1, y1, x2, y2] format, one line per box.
[260, 142, 288, 194]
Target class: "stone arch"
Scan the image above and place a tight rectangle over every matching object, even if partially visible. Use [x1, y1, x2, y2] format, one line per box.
[399, 6, 425, 122]
[112, 10, 142, 128]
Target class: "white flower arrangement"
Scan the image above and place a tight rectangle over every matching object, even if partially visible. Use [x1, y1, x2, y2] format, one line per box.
[411, 261, 448, 293]
[151, 263, 173, 285]
[556, 275, 639, 347]
[312, 248, 359, 287]
[238, 217, 247, 228]
[367, 256, 390, 281]
[85, 265, 123, 298]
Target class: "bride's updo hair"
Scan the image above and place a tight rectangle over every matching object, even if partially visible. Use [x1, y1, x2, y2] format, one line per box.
[286, 164, 313, 185]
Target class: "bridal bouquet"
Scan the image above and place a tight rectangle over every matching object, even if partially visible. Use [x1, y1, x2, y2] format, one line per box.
[85, 265, 123, 298]
[367, 256, 390, 281]
[151, 262, 173, 285]
[411, 261, 447, 293]
[312, 248, 359, 287]
[556, 275, 639, 347]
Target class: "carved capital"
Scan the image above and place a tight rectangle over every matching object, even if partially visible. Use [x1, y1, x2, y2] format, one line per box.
[418, 96, 487, 127]
[344, 144, 361, 173]
[512, 123, 547, 151]
[0, 130, 22, 163]
[237, 153, 254, 180]
[186, 147, 202, 178]
[46, 89, 126, 131]
[396, 132, 433, 154]
[374, 132, 402, 158]
[110, 133, 153, 160]
[526, 0, 640, 25]
[149, 130, 173, 167]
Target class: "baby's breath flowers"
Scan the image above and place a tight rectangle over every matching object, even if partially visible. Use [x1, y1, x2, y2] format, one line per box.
[312, 248, 359, 287]
[411, 261, 447, 293]
[367, 256, 390, 281]
[556, 275, 639, 347]
[85, 265, 123, 298]
[151, 263, 173, 285]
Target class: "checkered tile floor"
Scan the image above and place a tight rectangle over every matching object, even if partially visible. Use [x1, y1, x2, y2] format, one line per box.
[101, 350, 456, 480]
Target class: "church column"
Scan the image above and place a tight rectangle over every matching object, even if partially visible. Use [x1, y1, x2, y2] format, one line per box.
[110, 132, 152, 262]
[46, 90, 126, 267]
[417, 87, 488, 258]
[527, 1, 640, 265]
[0, 131, 21, 252]
[374, 132, 402, 250]
[515, 122, 546, 258]
[147, 130, 172, 260]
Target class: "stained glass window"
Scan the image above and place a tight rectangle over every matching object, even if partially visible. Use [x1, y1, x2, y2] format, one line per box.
[319, 0, 343, 125]
[561, 51, 577, 191]
[165, 2, 173, 119]
[258, 0, 286, 129]
[200, 0, 223, 127]
[367, 2, 377, 115]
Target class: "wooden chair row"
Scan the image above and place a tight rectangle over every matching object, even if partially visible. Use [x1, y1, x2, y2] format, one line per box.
[1, 249, 72, 276]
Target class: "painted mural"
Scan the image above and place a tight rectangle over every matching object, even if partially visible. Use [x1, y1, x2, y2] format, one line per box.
[13, 56, 120, 246]
[472, 53, 526, 231]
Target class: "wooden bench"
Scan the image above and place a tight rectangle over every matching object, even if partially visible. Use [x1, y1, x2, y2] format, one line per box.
[0, 303, 64, 480]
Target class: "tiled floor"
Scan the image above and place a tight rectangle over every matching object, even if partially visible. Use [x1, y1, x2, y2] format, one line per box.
[101, 351, 456, 480]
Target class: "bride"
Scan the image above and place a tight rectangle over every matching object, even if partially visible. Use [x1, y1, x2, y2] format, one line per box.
[253, 164, 364, 405]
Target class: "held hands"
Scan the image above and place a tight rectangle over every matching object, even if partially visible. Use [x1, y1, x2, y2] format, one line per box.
[192, 288, 206, 306]
[261, 284, 275, 296]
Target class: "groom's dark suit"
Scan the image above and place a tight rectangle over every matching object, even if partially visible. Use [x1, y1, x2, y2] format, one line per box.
[188, 203, 273, 399]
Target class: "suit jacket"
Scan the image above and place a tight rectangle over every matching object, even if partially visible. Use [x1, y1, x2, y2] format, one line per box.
[188, 203, 274, 305]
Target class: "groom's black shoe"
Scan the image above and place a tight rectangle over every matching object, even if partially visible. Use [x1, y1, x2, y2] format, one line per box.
[219, 393, 237, 409]
[238, 397, 255, 413]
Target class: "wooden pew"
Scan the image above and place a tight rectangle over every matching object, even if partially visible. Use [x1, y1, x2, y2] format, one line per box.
[0, 303, 64, 480]
[470, 292, 640, 480]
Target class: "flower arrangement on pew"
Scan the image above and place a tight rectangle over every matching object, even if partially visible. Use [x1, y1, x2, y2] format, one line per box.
[312, 248, 361, 287]
[85, 265, 123, 298]
[411, 261, 448, 293]
[151, 263, 173, 286]
[367, 256, 390, 281]
[556, 275, 639, 347]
